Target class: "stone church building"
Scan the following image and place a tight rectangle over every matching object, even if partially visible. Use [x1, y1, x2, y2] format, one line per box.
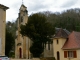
[15, 4, 53, 59]
[15, 4, 31, 59]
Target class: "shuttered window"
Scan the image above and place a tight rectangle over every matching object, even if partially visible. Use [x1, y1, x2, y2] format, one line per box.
[64, 51, 67, 58]
[64, 51, 77, 58]
[68, 51, 73, 58]
[73, 51, 77, 58]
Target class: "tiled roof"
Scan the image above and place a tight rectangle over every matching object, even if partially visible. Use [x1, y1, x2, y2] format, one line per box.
[62, 31, 80, 49]
[55, 27, 70, 35]
[54, 28, 69, 38]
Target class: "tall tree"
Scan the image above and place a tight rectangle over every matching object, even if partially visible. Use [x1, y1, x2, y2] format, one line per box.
[5, 29, 14, 57]
[20, 13, 54, 57]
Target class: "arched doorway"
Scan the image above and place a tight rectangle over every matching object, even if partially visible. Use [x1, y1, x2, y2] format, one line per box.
[19, 48, 22, 58]
[57, 51, 60, 60]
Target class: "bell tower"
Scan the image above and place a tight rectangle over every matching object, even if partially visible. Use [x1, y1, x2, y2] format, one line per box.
[18, 4, 28, 25]
[15, 3, 31, 59]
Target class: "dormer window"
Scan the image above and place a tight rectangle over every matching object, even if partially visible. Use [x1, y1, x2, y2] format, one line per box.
[57, 39, 58, 44]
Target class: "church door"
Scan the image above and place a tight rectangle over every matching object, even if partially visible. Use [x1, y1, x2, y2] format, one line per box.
[19, 48, 22, 58]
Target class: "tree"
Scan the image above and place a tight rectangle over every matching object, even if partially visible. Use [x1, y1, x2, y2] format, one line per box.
[30, 42, 43, 57]
[5, 29, 14, 57]
[6, 21, 17, 38]
[20, 13, 54, 57]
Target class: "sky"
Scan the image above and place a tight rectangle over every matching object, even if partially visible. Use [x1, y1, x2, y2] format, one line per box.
[0, 0, 80, 22]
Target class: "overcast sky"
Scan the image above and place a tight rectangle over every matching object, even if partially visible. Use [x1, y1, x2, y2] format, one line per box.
[0, 0, 80, 22]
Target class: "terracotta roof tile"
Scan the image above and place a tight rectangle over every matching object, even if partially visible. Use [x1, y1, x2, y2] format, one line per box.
[62, 31, 80, 49]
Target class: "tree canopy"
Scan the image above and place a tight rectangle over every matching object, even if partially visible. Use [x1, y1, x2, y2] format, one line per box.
[38, 8, 80, 32]
[6, 21, 17, 57]
[5, 29, 14, 57]
[20, 13, 54, 57]
[20, 13, 54, 43]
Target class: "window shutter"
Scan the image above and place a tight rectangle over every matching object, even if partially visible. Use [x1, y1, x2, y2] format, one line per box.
[73, 51, 77, 58]
[64, 51, 67, 58]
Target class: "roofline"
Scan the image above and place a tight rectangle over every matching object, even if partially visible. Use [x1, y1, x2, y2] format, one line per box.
[0, 4, 9, 10]
[62, 48, 80, 50]
[54, 37, 68, 39]
[54, 28, 69, 38]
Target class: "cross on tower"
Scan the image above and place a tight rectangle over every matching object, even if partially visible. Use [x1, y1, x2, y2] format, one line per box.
[22, 0, 23, 4]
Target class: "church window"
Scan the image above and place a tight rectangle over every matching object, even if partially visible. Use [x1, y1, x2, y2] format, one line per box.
[21, 17, 23, 22]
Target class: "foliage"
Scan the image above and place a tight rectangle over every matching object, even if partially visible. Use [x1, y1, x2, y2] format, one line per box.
[20, 13, 54, 57]
[5, 29, 14, 57]
[30, 42, 43, 57]
[39, 8, 80, 32]
[6, 21, 17, 57]
[6, 21, 17, 38]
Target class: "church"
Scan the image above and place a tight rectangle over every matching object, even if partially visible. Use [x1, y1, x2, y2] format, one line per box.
[15, 4, 31, 59]
[15, 3, 53, 59]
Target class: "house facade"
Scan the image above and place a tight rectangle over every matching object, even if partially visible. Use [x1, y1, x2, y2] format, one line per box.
[0, 4, 9, 56]
[53, 28, 80, 60]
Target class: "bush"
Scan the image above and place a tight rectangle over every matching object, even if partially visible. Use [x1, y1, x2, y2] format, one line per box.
[30, 42, 43, 57]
